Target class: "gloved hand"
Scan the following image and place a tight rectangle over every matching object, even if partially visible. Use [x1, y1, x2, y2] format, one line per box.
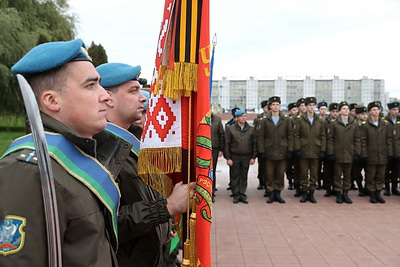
[285, 151, 292, 160]
[353, 154, 361, 162]
[257, 153, 267, 160]
[327, 154, 335, 161]
[319, 151, 326, 160]
[293, 150, 301, 158]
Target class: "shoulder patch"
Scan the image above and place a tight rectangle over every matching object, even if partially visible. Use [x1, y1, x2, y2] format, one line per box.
[15, 150, 38, 165]
[0, 215, 26, 256]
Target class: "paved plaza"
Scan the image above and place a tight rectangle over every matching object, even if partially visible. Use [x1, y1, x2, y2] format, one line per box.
[210, 157, 400, 266]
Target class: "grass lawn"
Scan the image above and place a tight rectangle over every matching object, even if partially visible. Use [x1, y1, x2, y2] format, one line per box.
[0, 131, 25, 156]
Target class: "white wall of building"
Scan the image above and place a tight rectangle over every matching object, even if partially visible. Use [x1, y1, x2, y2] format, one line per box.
[332, 77, 344, 102]
[303, 77, 316, 97]
[275, 77, 287, 104]
[246, 78, 258, 110]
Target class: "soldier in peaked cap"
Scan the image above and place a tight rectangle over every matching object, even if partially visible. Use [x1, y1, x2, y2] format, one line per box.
[350, 103, 358, 118]
[225, 109, 257, 203]
[286, 102, 298, 190]
[294, 97, 326, 203]
[383, 101, 400, 196]
[254, 100, 269, 191]
[257, 96, 293, 204]
[317, 101, 328, 120]
[0, 39, 125, 266]
[327, 101, 361, 204]
[96, 62, 195, 267]
[322, 102, 339, 197]
[360, 101, 393, 203]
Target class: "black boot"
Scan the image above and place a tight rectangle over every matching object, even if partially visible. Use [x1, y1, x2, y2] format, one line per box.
[288, 180, 294, 190]
[336, 191, 343, 204]
[370, 191, 377, 203]
[342, 190, 353, 204]
[384, 182, 391, 196]
[300, 191, 308, 203]
[324, 187, 333, 197]
[350, 183, 358, 190]
[392, 181, 400, 195]
[358, 183, 365, 196]
[275, 190, 286, 203]
[375, 191, 385, 203]
[257, 181, 265, 190]
[308, 190, 317, 203]
[317, 179, 322, 190]
[267, 190, 275, 203]
[294, 188, 302, 197]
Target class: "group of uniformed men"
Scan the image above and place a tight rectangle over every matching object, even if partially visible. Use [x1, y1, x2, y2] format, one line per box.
[0, 39, 195, 266]
[215, 95, 400, 205]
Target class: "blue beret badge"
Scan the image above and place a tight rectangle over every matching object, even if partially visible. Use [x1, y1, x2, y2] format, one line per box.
[0, 215, 26, 256]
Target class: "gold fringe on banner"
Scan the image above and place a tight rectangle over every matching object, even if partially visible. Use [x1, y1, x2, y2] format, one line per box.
[138, 147, 182, 175]
[139, 173, 173, 198]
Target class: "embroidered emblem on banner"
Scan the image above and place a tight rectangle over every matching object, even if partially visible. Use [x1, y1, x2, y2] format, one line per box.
[0, 215, 26, 256]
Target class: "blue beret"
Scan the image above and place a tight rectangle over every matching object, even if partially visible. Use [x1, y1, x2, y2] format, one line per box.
[11, 39, 91, 75]
[234, 109, 246, 117]
[96, 63, 141, 88]
[141, 90, 150, 111]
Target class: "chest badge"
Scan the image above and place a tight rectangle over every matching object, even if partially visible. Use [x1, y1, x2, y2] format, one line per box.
[0, 215, 26, 256]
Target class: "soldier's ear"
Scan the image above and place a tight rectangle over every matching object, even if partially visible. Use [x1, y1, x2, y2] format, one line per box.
[106, 90, 114, 108]
[41, 90, 61, 112]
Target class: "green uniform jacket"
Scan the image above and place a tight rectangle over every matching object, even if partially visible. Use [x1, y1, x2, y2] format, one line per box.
[0, 114, 127, 267]
[360, 116, 393, 164]
[224, 121, 256, 159]
[211, 114, 225, 151]
[293, 113, 326, 158]
[327, 116, 361, 163]
[115, 125, 171, 267]
[394, 120, 400, 158]
[257, 111, 294, 160]
[323, 115, 335, 134]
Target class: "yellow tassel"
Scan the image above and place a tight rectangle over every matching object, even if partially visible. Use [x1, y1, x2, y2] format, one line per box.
[138, 147, 182, 175]
[164, 62, 198, 99]
[138, 173, 173, 198]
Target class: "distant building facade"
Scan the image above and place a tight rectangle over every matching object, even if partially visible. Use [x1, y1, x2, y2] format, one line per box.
[212, 76, 388, 112]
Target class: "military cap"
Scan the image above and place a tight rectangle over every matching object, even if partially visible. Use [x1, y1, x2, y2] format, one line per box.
[317, 101, 328, 109]
[260, 100, 269, 108]
[288, 102, 297, 110]
[328, 102, 338, 111]
[387, 101, 399, 109]
[11, 39, 91, 75]
[141, 90, 150, 111]
[97, 63, 141, 88]
[296, 98, 306, 106]
[231, 107, 240, 116]
[268, 96, 281, 104]
[350, 103, 358, 110]
[305, 97, 317, 105]
[338, 101, 349, 111]
[355, 106, 367, 114]
[234, 109, 246, 117]
[367, 101, 381, 111]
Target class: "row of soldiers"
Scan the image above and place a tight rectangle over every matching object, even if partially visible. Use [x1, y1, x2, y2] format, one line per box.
[212, 96, 400, 205]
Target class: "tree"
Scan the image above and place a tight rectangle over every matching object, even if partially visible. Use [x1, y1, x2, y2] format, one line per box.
[0, 0, 76, 116]
[88, 42, 108, 67]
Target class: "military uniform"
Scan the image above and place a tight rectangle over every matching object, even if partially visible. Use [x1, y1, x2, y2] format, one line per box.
[327, 115, 360, 203]
[383, 113, 400, 195]
[211, 113, 225, 200]
[257, 111, 293, 203]
[254, 112, 268, 190]
[322, 113, 336, 196]
[294, 111, 326, 201]
[0, 114, 126, 266]
[360, 115, 393, 203]
[225, 121, 256, 202]
[394, 120, 400, 175]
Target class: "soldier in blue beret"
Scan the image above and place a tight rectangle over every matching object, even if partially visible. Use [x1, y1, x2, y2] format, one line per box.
[96, 62, 195, 267]
[0, 39, 124, 266]
[383, 101, 400, 196]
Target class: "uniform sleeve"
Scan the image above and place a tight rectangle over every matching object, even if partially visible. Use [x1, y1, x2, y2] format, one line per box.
[287, 118, 294, 152]
[386, 122, 394, 157]
[354, 123, 361, 156]
[224, 126, 232, 160]
[0, 155, 48, 266]
[118, 196, 171, 244]
[360, 124, 368, 158]
[218, 120, 225, 152]
[320, 119, 327, 152]
[327, 122, 334, 155]
[293, 118, 300, 151]
[256, 119, 266, 154]
[251, 127, 257, 159]
[395, 124, 400, 158]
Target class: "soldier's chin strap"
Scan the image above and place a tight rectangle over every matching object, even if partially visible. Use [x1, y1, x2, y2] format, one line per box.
[16, 74, 62, 267]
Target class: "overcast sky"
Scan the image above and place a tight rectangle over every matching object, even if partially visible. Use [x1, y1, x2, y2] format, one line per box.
[69, 0, 400, 98]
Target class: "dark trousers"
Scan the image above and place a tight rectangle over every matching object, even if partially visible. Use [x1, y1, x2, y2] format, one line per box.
[286, 158, 295, 182]
[212, 149, 219, 196]
[299, 158, 319, 191]
[265, 159, 286, 192]
[258, 158, 266, 186]
[230, 154, 251, 199]
[293, 158, 301, 189]
[352, 161, 365, 187]
[385, 158, 399, 184]
[323, 159, 334, 189]
[365, 164, 386, 192]
[333, 163, 352, 191]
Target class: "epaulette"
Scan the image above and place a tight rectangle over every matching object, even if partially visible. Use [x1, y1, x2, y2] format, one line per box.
[284, 114, 288, 117]
[397, 121, 400, 124]
[15, 150, 38, 165]
[361, 121, 366, 124]
[297, 115, 301, 118]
